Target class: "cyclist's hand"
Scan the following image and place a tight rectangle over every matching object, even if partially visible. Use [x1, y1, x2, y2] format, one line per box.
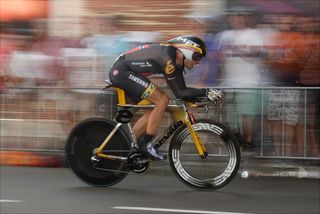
[206, 88, 223, 102]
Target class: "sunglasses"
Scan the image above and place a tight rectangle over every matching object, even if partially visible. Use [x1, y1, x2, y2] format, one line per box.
[192, 52, 203, 61]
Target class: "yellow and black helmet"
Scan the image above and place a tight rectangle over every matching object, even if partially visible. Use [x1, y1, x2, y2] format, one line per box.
[168, 35, 207, 61]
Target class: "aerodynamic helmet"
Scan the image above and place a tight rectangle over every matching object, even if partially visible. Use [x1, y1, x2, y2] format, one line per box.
[167, 35, 207, 61]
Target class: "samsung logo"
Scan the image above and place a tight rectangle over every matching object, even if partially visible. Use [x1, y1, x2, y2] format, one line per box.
[128, 74, 148, 88]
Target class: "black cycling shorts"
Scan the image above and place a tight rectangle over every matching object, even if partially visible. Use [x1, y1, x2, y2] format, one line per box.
[109, 60, 156, 103]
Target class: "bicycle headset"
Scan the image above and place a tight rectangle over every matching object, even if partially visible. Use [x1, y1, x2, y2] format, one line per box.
[167, 35, 207, 61]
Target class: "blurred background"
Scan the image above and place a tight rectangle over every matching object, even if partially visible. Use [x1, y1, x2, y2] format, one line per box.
[0, 0, 319, 170]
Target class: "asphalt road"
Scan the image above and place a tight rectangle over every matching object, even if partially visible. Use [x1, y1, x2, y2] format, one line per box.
[0, 166, 319, 214]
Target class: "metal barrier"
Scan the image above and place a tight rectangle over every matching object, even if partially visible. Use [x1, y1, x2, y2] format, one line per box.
[215, 87, 320, 160]
[0, 87, 117, 152]
[0, 87, 319, 160]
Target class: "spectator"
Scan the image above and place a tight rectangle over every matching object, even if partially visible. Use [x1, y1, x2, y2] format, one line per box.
[30, 18, 76, 137]
[218, 7, 264, 150]
[0, 35, 18, 93]
[6, 37, 36, 90]
[257, 14, 277, 85]
[184, 16, 226, 87]
[296, 15, 320, 157]
[65, 15, 127, 121]
[60, 47, 101, 121]
[30, 18, 77, 86]
[81, 14, 130, 71]
[265, 13, 306, 156]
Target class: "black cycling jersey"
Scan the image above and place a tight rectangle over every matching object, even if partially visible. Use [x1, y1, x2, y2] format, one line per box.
[109, 44, 206, 103]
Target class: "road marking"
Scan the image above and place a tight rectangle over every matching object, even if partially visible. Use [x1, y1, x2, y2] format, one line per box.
[113, 206, 252, 214]
[0, 199, 23, 203]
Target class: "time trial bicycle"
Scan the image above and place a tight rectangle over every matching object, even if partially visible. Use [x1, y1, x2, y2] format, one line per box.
[65, 80, 241, 190]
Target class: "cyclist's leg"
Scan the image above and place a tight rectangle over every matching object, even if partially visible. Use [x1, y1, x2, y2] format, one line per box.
[132, 110, 151, 139]
[133, 86, 169, 138]
[110, 63, 168, 160]
[136, 88, 168, 160]
[143, 87, 169, 135]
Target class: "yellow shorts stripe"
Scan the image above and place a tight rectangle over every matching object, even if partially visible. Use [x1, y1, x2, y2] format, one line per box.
[140, 82, 156, 100]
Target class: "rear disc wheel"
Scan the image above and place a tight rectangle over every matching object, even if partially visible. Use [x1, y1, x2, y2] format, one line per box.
[65, 118, 130, 187]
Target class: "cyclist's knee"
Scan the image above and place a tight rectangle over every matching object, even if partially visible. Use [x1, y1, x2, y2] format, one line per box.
[157, 93, 169, 107]
[148, 88, 169, 106]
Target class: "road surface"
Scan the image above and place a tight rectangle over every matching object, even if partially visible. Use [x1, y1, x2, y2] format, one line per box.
[0, 166, 319, 214]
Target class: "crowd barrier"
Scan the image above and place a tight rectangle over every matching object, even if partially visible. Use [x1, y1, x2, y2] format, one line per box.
[0, 87, 319, 163]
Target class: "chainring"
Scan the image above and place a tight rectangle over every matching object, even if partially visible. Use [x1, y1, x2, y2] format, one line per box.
[127, 151, 149, 173]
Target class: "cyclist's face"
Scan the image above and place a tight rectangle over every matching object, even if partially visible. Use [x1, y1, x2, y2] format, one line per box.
[184, 58, 199, 70]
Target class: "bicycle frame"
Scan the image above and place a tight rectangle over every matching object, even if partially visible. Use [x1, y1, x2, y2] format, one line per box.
[93, 87, 208, 161]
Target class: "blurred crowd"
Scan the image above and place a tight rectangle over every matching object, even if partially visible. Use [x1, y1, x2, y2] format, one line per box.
[191, 8, 320, 158]
[1, 10, 319, 89]
[0, 3, 319, 157]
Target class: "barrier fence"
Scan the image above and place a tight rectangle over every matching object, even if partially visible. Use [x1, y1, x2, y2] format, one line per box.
[0, 87, 319, 160]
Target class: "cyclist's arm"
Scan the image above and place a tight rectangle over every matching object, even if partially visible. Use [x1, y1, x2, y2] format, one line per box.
[160, 46, 206, 101]
[164, 67, 206, 101]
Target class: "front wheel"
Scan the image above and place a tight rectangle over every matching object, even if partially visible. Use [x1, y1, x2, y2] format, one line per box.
[169, 119, 240, 191]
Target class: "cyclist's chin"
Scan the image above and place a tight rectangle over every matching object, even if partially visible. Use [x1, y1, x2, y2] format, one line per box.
[185, 64, 194, 70]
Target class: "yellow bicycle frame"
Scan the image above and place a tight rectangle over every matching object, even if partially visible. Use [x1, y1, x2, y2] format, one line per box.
[94, 87, 207, 159]
[167, 105, 207, 158]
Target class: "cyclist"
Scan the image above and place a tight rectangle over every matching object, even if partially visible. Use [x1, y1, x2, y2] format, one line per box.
[109, 35, 222, 160]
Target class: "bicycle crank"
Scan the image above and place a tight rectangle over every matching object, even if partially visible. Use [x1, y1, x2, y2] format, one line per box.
[127, 151, 149, 173]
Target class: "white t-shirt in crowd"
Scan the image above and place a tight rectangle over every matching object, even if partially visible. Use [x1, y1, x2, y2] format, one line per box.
[219, 28, 264, 87]
[8, 51, 55, 87]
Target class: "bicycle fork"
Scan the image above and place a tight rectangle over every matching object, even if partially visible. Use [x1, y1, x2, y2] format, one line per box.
[170, 105, 208, 159]
[184, 118, 208, 159]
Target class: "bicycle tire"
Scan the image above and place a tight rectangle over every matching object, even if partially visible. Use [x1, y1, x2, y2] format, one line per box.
[65, 118, 131, 187]
[169, 119, 240, 191]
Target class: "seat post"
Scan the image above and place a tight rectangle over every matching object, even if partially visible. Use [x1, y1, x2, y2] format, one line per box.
[115, 88, 126, 105]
